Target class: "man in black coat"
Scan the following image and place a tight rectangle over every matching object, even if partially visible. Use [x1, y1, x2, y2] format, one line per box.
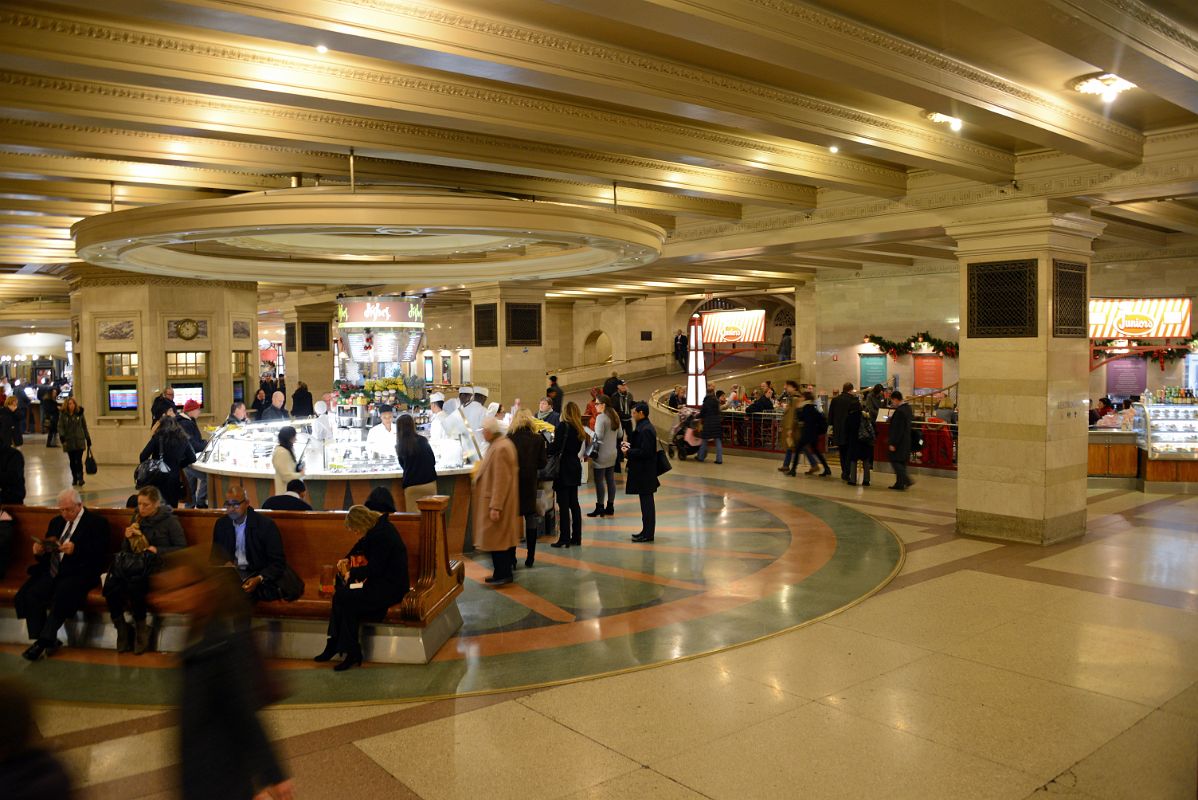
[15, 488, 110, 660]
[827, 382, 858, 482]
[262, 479, 313, 511]
[622, 403, 660, 543]
[545, 376, 563, 414]
[210, 486, 289, 598]
[673, 330, 688, 370]
[150, 386, 176, 423]
[887, 391, 915, 491]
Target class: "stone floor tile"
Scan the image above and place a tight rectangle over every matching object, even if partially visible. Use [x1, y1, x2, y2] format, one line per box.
[58, 728, 178, 788]
[1034, 591, 1198, 643]
[1160, 681, 1198, 720]
[556, 767, 710, 799]
[900, 539, 1003, 574]
[1064, 710, 1198, 800]
[36, 703, 160, 738]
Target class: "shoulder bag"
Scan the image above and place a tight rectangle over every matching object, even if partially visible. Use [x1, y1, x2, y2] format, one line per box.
[654, 439, 672, 476]
[858, 416, 876, 442]
[85, 445, 98, 475]
[133, 439, 172, 488]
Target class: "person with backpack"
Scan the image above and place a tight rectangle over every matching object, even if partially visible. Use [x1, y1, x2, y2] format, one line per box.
[887, 390, 915, 491]
[797, 391, 831, 477]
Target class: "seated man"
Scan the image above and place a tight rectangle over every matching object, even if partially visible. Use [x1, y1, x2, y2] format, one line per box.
[262, 479, 313, 511]
[211, 486, 297, 600]
[14, 488, 109, 660]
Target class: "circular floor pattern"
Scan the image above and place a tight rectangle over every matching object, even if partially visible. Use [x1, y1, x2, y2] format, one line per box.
[6, 475, 902, 706]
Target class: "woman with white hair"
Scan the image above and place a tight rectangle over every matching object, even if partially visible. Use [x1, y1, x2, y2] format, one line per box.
[471, 416, 521, 585]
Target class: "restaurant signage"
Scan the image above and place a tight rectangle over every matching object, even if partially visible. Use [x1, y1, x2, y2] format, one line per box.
[337, 297, 425, 329]
[700, 309, 766, 344]
[1089, 298, 1191, 339]
[1106, 356, 1148, 396]
[912, 355, 944, 391]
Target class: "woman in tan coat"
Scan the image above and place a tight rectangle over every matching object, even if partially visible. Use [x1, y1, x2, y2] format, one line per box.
[472, 416, 521, 586]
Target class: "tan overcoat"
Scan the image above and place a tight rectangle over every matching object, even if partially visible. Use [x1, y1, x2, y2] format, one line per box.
[472, 435, 521, 552]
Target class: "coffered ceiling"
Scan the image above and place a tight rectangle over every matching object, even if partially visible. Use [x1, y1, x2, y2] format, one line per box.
[0, 0, 1195, 313]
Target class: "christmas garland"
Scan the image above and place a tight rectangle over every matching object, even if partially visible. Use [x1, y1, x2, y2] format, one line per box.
[863, 331, 959, 360]
[1092, 337, 1198, 370]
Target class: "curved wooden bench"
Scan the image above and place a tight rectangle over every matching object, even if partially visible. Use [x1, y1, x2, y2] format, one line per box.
[0, 496, 464, 662]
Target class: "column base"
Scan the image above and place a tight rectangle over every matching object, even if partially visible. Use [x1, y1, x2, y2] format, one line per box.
[956, 508, 1086, 546]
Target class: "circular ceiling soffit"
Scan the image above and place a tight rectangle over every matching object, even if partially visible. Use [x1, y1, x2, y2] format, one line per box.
[72, 188, 667, 284]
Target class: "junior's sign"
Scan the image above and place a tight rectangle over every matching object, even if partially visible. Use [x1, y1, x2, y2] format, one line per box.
[1089, 298, 1191, 339]
[700, 309, 766, 345]
[337, 297, 424, 329]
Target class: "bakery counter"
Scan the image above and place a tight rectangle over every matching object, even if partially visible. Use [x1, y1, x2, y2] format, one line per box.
[1087, 429, 1139, 478]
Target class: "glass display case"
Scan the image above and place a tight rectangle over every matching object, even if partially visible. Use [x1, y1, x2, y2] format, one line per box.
[197, 416, 467, 476]
[1134, 403, 1198, 460]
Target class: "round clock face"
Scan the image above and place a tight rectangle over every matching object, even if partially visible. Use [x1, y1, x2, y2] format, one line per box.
[176, 318, 200, 340]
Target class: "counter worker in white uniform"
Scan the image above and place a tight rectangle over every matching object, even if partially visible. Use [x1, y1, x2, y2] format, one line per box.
[463, 386, 487, 433]
[366, 403, 399, 453]
[428, 393, 450, 441]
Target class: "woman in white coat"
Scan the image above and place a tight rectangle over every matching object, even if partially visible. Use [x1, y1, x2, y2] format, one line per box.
[271, 425, 304, 496]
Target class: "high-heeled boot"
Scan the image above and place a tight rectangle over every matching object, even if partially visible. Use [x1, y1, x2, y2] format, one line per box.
[586, 503, 604, 518]
[313, 637, 339, 662]
[133, 620, 151, 655]
[114, 619, 133, 653]
[334, 644, 364, 671]
[602, 502, 614, 517]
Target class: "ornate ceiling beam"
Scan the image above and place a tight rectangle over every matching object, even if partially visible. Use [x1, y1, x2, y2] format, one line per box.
[807, 249, 915, 267]
[0, 73, 811, 209]
[0, 118, 742, 220]
[849, 242, 958, 261]
[0, 8, 903, 197]
[953, 0, 1198, 114]
[0, 176, 232, 206]
[0, 149, 285, 193]
[1089, 216, 1170, 247]
[1096, 200, 1198, 236]
[77, 0, 1014, 184]
[547, 0, 1144, 167]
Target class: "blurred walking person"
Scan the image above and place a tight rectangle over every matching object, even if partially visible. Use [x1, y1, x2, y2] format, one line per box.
[472, 417, 521, 585]
[508, 410, 547, 567]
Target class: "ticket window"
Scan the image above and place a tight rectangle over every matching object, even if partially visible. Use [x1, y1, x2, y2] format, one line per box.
[166, 351, 209, 413]
[101, 352, 140, 417]
[231, 351, 252, 407]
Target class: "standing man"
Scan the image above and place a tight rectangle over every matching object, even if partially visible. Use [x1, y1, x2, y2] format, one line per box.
[545, 376, 563, 414]
[602, 371, 621, 401]
[613, 380, 634, 473]
[150, 386, 176, 423]
[258, 391, 290, 422]
[887, 390, 914, 491]
[178, 399, 209, 508]
[462, 386, 487, 433]
[472, 417, 521, 585]
[15, 488, 109, 660]
[827, 382, 857, 482]
[40, 384, 60, 448]
[673, 329, 688, 370]
[622, 402, 660, 543]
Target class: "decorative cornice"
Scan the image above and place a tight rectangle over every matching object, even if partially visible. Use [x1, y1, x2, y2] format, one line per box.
[742, 0, 1143, 147]
[1105, 0, 1198, 51]
[1092, 242, 1198, 265]
[0, 71, 812, 199]
[329, 0, 1009, 168]
[2, 10, 897, 186]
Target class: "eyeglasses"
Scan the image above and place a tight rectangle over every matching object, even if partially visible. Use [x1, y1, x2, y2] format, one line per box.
[223, 500, 246, 507]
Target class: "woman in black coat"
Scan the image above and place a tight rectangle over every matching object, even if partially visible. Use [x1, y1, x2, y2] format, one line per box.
[290, 381, 314, 418]
[697, 389, 723, 464]
[313, 504, 410, 671]
[549, 402, 589, 548]
[395, 414, 437, 513]
[622, 402, 660, 543]
[138, 415, 197, 508]
[797, 392, 832, 477]
[250, 388, 269, 420]
[508, 410, 548, 566]
[843, 403, 874, 487]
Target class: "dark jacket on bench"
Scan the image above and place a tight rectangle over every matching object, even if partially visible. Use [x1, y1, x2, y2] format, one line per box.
[210, 508, 286, 584]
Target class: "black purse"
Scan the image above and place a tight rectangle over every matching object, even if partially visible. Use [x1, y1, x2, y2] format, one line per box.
[85, 445, 98, 475]
[134, 440, 171, 487]
[107, 549, 160, 584]
[655, 447, 672, 476]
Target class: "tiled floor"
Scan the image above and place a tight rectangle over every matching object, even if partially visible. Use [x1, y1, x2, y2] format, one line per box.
[12, 449, 1198, 798]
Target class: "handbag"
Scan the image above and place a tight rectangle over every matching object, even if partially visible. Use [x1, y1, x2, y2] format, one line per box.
[585, 435, 602, 460]
[107, 549, 160, 583]
[655, 446, 672, 476]
[85, 446, 98, 475]
[252, 564, 305, 602]
[133, 439, 172, 488]
[538, 449, 561, 482]
[858, 416, 876, 442]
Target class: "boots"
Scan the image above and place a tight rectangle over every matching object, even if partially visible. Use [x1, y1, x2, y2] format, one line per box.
[313, 637, 339, 662]
[603, 503, 614, 517]
[114, 619, 133, 653]
[133, 620, 151, 655]
[586, 503, 604, 518]
[862, 464, 871, 487]
[334, 643, 363, 672]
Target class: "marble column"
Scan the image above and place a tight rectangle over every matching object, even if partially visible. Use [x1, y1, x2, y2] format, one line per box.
[469, 284, 549, 407]
[794, 282, 817, 385]
[945, 199, 1104, 544]
[283, 303, 336, 397]
[67, 265, 257, 465]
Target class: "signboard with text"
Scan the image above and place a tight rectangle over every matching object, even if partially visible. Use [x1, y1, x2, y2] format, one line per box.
[859, 354, 887, 388]
[1106, 357, 1148, 396]
[912, 355, 944, 391]
[337, 297, 425, 329]
[1089, 298, 1191, 339]
[700, 309, 766, 345]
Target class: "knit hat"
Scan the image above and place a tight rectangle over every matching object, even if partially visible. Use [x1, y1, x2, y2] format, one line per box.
[182, 399, 201, 413]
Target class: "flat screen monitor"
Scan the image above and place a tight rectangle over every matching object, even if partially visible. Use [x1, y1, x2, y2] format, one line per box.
[172, 382, 204, 410]
[233, 380, 245, 403]
[108, 385, 138, 412]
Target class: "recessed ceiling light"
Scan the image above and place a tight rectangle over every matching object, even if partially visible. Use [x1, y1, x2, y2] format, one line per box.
[925, 112, 963, 132]
[315, 44, 329, 54]
[828, 145, 839, 154]
[1074, 73, 1136, 103]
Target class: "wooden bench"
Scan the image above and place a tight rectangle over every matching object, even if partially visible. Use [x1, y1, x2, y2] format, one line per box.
[0, 496, 465, 663]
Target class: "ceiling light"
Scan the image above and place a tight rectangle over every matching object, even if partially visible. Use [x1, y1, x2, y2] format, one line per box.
[315, 44, 329, 54]
[1074, 73, 1136, 103]
[925, 112, 962, 132]
[828, 145, 839, 154]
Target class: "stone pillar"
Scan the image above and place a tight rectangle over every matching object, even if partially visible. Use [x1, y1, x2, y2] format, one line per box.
[945, 200, 1104, 544]
[283, 303, 336, 396]
[67, 265, 257, 465]
[794, 282, 817, 385]
[469, 284, 549, 406]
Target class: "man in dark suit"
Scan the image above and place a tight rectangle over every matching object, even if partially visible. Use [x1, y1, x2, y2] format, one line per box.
[262, 479, 313, 511]
[827, 382, 858, 482]
[211, 485, 289, 598]
[887, 391, 915, 491]
[15, 488, 110, 660]
[673, 330, 688, 370]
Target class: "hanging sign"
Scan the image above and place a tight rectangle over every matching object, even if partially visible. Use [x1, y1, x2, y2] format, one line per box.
[912, 355, 944, 391]
[337, 297, 424, 329]
[1106, 357, 1148, 396]
[1089, 298, 1191, 339]
[859, 354, 887, 388]
[700, 310, 766, 344]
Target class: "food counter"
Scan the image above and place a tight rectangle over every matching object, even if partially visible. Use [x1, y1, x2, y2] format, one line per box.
[1087, 430, 1139, 478]
[193, 417, 477, 553]
[1134, 403, 1198, 488]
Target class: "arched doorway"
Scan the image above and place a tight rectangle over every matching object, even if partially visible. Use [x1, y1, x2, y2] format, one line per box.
[582, 330, 613, 364]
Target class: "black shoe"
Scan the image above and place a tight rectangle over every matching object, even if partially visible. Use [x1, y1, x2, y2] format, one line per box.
[586, 505, 603, 518]
[570, 538, 581, 546]
[313, 639, 339, 662]
[550, 539, 570, 548]
[889, 485, 906, 491]
[485, 576, 514, 586]
[787, 470, 797, 477]
[820, 470, 831, 477]
[21, 642, 45, 661]
[525, 558, 534, 568]
[603, 505, 614, 516]
[862, 481, 871, 487]
[631, 533, 655, 543]
[777, 466, 789, 472]
[334, 652, 363, 671]
[133, 621, 151, 655]
[846, 480, 858, 486]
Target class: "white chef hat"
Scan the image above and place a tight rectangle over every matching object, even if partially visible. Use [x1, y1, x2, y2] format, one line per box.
[429, 392, 445, 403]
[458, 386, 474, 395]
[473, 386, 490, 396]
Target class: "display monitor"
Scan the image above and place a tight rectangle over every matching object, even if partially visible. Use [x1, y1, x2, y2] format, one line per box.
[233, 380, 245, 403]
[108, 385, 138, 412]
[172, 382, 204, 409]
